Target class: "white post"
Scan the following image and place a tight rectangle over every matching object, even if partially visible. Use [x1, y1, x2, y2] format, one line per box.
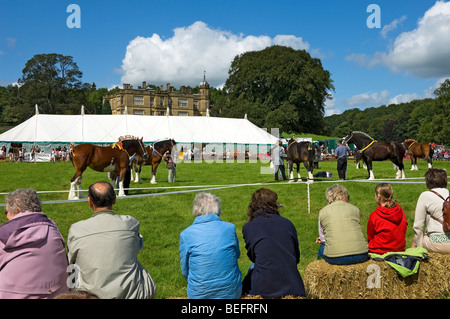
[307, 182, 311, 214]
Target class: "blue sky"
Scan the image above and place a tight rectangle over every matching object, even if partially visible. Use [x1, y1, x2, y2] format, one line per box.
[1, 0, 449, 116]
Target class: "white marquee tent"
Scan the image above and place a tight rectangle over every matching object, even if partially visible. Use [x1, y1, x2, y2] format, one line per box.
[0, 111, 279, 148]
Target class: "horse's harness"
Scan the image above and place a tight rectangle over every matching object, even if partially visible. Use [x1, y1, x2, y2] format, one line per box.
[360, 139, 377, 152]
[405, 139, 417, 150]
[112, 138, 148, 162]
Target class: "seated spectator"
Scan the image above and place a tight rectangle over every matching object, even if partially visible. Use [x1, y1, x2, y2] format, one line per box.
[67, 181, 156, 299]
[242, 188, 306, 298]
[316, 184, 368, 265]
[0, 188, 69, 299]
[179, 192, 242, 299]
[412, 169, 450, 253]
[367, 183, 408, 254]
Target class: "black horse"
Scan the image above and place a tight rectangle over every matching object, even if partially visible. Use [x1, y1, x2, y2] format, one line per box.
[286, 138, 315, 182]
[343, 131, 406, 180]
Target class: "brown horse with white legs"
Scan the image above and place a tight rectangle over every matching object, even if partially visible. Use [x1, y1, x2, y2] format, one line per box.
[403, 139, 434, 170]
[132, 139, 176, 184]
[68, 137, 148, 200]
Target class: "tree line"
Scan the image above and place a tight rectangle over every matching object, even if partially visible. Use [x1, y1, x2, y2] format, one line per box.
[323, 79, 450, 146]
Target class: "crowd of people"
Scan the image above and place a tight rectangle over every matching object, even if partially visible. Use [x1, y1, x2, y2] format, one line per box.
[0, 168, 448, 299]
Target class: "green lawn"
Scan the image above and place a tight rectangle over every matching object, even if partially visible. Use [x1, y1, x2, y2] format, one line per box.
[0, 157, 449, 298]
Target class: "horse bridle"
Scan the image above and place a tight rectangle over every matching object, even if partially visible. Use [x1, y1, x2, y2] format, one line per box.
[136, 139, 148, 159]
[342, 133, 352, 146]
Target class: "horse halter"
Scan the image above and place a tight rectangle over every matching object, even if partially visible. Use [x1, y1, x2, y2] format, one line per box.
[343, 133, 353, 145]
[138, 139, 149, 160]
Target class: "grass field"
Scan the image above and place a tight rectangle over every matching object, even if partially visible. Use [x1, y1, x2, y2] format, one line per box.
[0, 157, 449, 298]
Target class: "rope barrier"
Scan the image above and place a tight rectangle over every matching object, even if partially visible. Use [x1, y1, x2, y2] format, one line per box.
[0, 176, 432, 207]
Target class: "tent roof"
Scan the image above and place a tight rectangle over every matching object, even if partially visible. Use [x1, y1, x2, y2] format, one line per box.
[0, 114, 279, 145]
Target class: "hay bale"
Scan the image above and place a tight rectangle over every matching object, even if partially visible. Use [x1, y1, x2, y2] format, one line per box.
[304, 252, 450, 299]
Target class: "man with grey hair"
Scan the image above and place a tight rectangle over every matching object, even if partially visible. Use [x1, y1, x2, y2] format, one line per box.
[0, 188, 69, 298]
[180, 192, 242, 299]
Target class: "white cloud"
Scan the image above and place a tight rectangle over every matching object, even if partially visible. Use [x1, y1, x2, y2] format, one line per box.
[340, 77, 450, 112]
[324, 95, 341, 116]
[6, 37, 16, 49]
[347, 1, 450, 78]
[120, 21, 311, 88]
[343, 90, 391, 108]
[380, 15, 407, 38]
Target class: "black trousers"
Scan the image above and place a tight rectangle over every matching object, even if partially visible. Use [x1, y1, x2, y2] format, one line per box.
[337, 157, 347, 180]
[274, 164, 286, 180]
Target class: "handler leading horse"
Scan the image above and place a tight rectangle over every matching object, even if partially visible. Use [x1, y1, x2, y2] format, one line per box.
[132, 139, 176, 184]
[403, 139, 434, 170]
[68, 137, 148, 200]
[343, 131, 406, 180]
[286, 138, 315, 182]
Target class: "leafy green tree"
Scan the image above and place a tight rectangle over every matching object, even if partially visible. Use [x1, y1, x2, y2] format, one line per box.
[223, 45, 334, 133]
[18, 53, 83, 114]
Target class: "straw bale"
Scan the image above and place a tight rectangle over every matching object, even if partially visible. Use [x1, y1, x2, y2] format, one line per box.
[304, 252, 450, 299]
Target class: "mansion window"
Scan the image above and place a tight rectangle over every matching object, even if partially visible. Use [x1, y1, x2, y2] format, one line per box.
[178, 99, 188, 107]
[133, 96, 144, 105]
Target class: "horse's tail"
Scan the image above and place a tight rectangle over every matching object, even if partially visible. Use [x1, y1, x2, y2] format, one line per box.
[69, 149, 74, 166]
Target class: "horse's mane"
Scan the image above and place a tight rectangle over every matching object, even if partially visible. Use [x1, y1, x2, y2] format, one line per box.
[352, 131, 375, 141]
[404, 138, 417, 143]
[154, 139, 176, 148]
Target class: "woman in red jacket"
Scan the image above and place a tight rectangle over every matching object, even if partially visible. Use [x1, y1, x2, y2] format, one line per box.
[367, 183, 408, 254]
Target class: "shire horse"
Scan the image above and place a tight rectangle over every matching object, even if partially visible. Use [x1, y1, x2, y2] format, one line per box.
[403, 139, 434, 170]
[68, 137, 148, 200]
[132, 139, 176, 184]
[286, 138, 315, 182]
[343, 131, 406, 180]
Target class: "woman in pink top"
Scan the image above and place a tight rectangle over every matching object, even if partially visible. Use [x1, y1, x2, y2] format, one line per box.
[0, 188, 69, 298]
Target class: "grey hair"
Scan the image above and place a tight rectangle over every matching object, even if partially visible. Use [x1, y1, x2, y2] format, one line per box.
[325, 184, 349, 204]
[5, 188, 42, 214]
[192, 192, 222, 216]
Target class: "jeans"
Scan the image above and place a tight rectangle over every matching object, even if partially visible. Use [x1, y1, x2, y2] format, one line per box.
[318, 244, 368, 265]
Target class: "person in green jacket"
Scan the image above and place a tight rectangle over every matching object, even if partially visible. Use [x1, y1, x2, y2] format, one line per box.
[67, 181, 156, 299]
[316, 184, 368, 265]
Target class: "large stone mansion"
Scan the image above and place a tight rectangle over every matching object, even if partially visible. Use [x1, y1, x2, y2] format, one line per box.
[103, 77, 210, 116]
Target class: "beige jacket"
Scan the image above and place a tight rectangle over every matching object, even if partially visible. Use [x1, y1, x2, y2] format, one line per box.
[67, 209, 156, 299]
[319, 201, 368, 258]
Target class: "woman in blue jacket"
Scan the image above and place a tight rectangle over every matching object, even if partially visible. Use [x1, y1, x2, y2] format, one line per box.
[179, 192, 242, 299]
[242, 188, 306, 298]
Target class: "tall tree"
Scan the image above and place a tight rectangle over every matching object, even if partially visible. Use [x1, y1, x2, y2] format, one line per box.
[18, 53, 83, 114]
[223, 46, 334, 133]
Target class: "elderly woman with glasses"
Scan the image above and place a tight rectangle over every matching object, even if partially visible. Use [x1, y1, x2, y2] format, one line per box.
[0, 188, 69, 299]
